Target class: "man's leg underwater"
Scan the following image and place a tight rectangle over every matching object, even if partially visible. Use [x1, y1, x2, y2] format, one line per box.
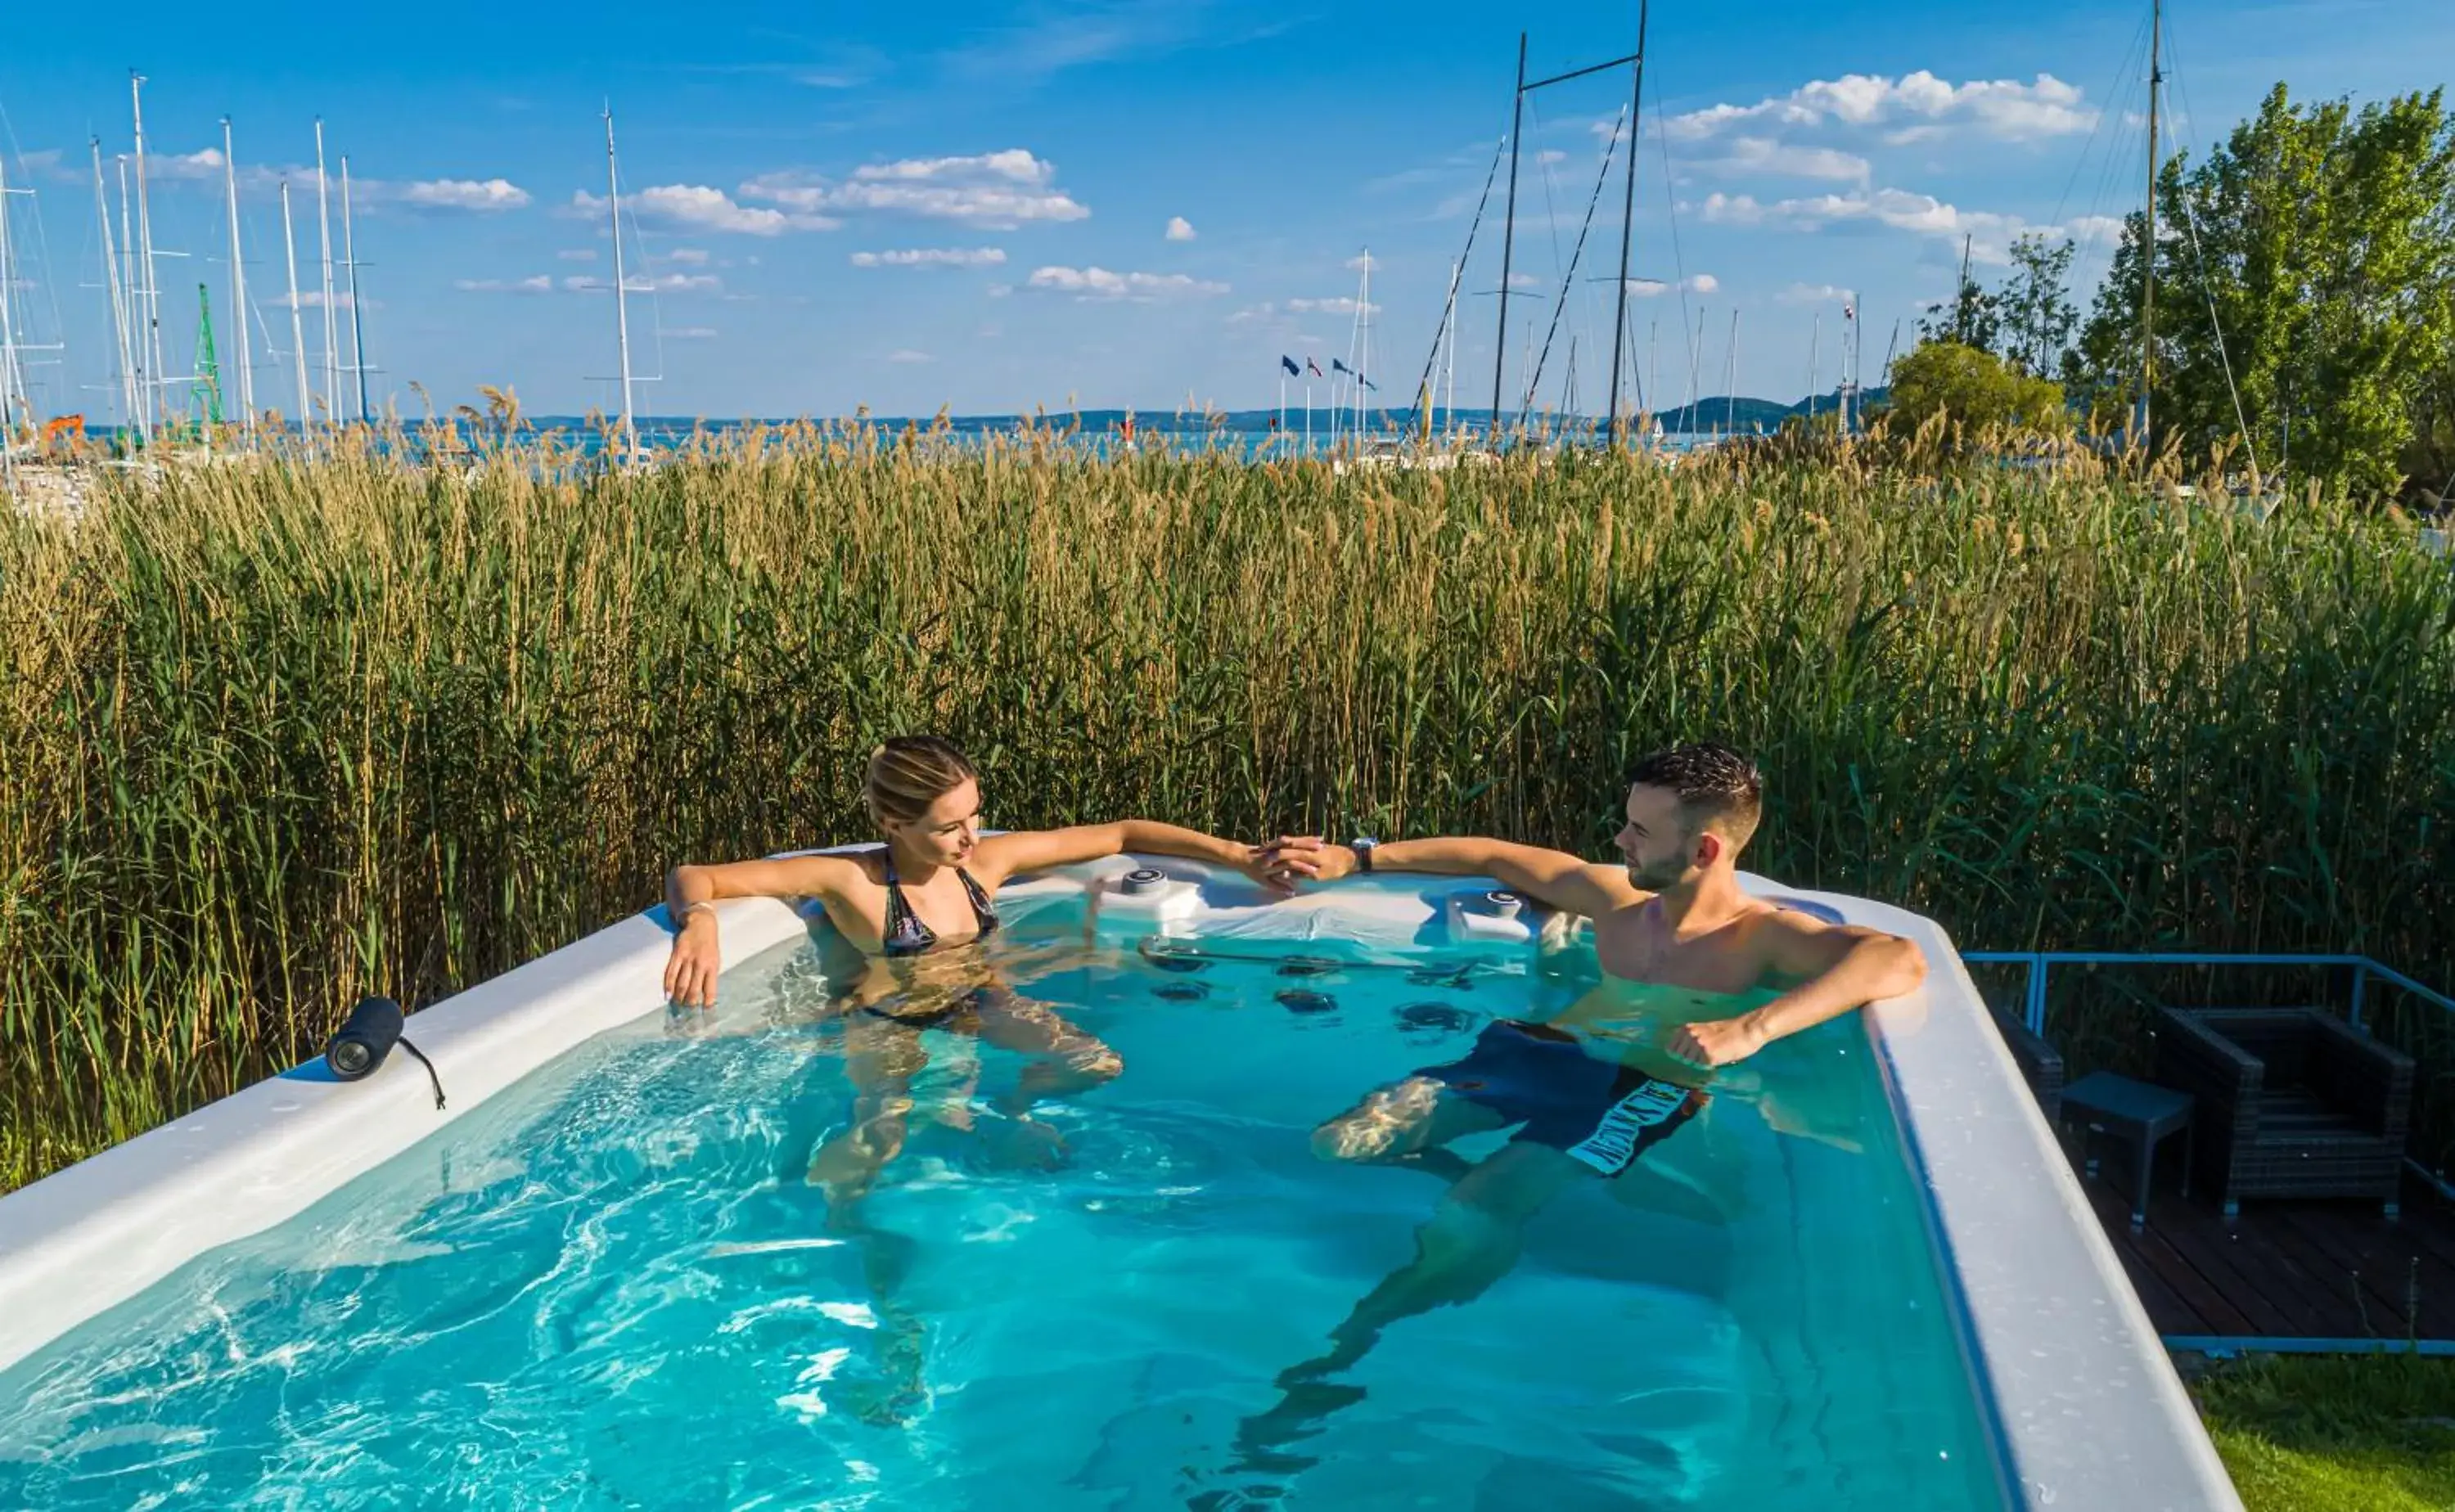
[1294, 1141, 1591, 1379]
[1229, 1141, 1592, 1476]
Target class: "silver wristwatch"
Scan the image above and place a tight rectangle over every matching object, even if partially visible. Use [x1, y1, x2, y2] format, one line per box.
[1349, 837, 1378, 874]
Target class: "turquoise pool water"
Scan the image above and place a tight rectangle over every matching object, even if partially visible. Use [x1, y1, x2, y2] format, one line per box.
[0, 919, 2006, 1510]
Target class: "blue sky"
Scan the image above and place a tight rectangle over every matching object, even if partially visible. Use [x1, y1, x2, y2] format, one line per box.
[3, 0, 2448, 421]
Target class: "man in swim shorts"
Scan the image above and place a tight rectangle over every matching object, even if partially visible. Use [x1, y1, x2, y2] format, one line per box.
[1231, 743, 1927, 1465]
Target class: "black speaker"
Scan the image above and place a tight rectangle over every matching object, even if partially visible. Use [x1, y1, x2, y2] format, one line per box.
[325, 995, 405, 1080]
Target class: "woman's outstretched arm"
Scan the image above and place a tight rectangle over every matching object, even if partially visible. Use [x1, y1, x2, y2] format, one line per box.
[972, 821, 1276, 889]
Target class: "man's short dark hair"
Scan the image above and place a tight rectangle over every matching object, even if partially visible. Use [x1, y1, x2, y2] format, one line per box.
[1626, 742, 1764, 850]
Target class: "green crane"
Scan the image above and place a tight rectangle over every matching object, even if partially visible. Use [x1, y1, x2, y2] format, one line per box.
[195, 282, 223, 428]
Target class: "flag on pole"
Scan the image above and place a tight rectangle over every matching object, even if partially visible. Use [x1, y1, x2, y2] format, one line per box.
[1280, 355, 1300, 376]
[1306, 357, 1324, 378]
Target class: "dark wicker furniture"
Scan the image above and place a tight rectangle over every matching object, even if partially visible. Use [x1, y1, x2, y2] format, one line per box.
[2059, 1071, 2196, 1228]
[2152, 1007, 2415, 1217]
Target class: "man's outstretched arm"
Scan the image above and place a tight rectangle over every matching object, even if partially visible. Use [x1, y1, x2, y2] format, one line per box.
[1667, 915, 1927, 1067]
[1262, 835, 1634, 919]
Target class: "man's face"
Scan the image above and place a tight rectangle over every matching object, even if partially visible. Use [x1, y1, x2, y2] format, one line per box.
[1614, 784, 1700, 891]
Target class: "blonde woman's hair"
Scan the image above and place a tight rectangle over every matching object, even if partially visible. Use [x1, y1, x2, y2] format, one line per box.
[864, 736, 979, 829]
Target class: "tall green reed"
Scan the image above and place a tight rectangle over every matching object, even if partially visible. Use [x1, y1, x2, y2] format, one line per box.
[2, 429, 2449, 1188]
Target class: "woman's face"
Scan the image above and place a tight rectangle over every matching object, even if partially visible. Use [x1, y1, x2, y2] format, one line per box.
[890, 778, 983, 866]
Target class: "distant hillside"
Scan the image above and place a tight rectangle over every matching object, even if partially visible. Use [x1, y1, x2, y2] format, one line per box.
[1651, 388, 1888, 434]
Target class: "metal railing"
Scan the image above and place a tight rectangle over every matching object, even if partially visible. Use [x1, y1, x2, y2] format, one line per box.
[1962, 950, 2455, 1035]
[1966, 948, 2455, 1203]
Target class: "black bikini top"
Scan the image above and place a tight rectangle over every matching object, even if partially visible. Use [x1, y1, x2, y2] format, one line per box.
[880, 860, 1001, 956]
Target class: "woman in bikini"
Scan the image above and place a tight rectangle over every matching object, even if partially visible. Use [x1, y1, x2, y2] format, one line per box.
[663, 734, 1269, 1211]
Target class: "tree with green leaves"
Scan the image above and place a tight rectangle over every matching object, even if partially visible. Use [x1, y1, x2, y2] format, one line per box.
[1998, 235, 2078, 379]
[1885, 340, 2069, 438]
[2072, 83, 2455, 499]
[1918, 237, 2000, 354]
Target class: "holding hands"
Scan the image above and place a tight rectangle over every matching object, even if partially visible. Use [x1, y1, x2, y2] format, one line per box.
[1248, 835, 1357, 888]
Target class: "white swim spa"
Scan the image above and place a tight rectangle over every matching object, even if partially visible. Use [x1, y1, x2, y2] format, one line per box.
[0, 859, 2240, 1510]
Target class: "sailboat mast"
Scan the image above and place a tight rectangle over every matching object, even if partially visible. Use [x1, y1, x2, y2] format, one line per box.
[1724, 309, 1738, 436]
[1684, 305, 1704, 418]
[2140, 0, 2161, 454]
[313, 120, 340, 425]
[1808, 312, 1820, 418]
[130, 72, 164, 437]
[1355, 250, 1371, 438]
[1606, 0, 1649, 448]
[342, 155, 369, 425]
[222, 118, 255, 433]
[280, 178, 310, 427]
[1442, 258, 1459, 435]
[0, 149, 21, 450]
[115, 157, 142, 436]
[1646, 318, 1658, 439]
[92, 142, 137, 432]
[604, 107, 637, 462]
[1491, 32, 1527, 443]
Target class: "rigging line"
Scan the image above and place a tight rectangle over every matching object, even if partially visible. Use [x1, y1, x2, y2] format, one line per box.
[2174, 185, 2259, 478]
[1524, 105, 1626, 422]
[2069, 29, 2152, 295]
[1525, 96, 1570, 286]
[2, 121, 74, 398]
[1412, 134, 1507, 416]
[1654, 113, 1700, 426]
[2063, 60, 2145, 304]
[2049, 11, 2151, 233]
[2159, 8, 2259, 479]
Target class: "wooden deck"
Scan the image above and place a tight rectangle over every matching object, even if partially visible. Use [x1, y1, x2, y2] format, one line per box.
[2080, 1169, 2455, 1345]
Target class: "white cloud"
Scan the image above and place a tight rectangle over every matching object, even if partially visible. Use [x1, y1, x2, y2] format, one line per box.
[741, 150, 1088, 229]
[1286, 297, 1380, 315]
[1712, 137, 1871, 183]
[1703, 185, 2043, 263]
[556, 249, 597, 263]
[1621, 274, 1718, 296]
[848, 247, 1008, 268]
[886, 349, 933, 363]
[1668, 70, 2095, 145]
[633, 185, 797, 236]
[859, 148, 1049, 185]
[572, 186, 832, 236]
[1700, 192, 1766, 226]
[1781, 281, 1853, 304]
[666, 326, 718, 339]
[2066, 214, 2129, 247]
[395, 178, 529, 212]
[1536, 149, 1570, 165]
[562, 272, 723, 293]
[147, 147, 227, 181]
[1345, 252, 1380, 272]
[1025, 265, 1228, 301]
[1165, 215, 1196, 241]
[455, 275, 556, 294]
[664, 247, 711, 265]
[141, 151, 533, 214]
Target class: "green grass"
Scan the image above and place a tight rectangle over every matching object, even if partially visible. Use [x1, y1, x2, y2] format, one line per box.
[2199, 1354, 2455, 1510]
[2, 426, 2450, 1190]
